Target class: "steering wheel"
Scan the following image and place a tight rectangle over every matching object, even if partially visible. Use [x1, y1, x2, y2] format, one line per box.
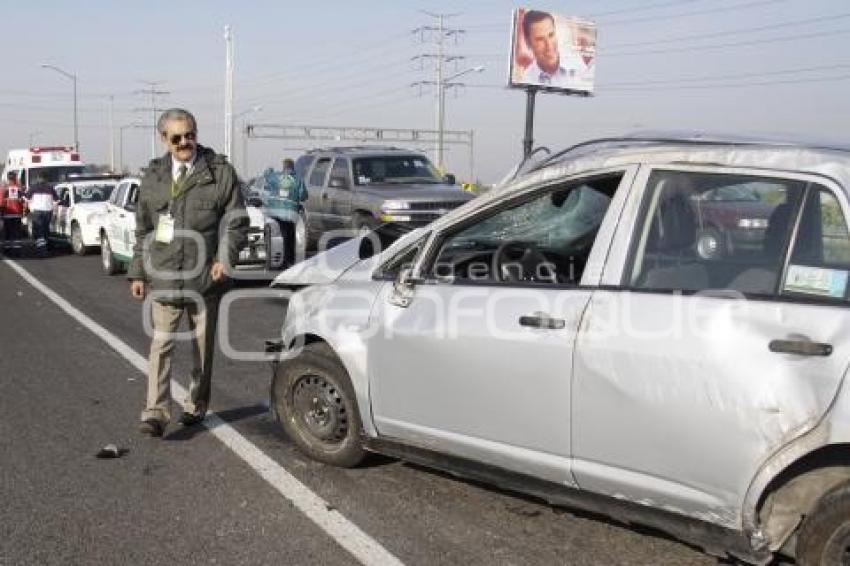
[491, 241, 554, 283]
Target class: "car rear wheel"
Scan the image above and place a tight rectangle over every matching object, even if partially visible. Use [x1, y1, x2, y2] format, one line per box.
[272, 343, 366, 468]
[71, 223, 87, 256]
[100, 234, 120, 275]
[796, 481, 850, 566]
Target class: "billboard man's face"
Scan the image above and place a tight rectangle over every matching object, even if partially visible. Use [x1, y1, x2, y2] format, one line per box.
[528, 17, 559, 74]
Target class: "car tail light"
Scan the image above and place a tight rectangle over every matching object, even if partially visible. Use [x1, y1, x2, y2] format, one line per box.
[31, 155, 41, 163]
[70, 153, 80, 161]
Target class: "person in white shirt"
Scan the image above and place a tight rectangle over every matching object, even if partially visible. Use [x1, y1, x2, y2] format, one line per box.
[521, 10, 576, 88]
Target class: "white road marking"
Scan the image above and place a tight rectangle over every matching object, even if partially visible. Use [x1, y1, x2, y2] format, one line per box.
[3, 258, 404, 566]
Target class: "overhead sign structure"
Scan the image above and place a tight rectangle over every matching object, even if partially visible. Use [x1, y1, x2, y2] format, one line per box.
[508, 8, 596, 94]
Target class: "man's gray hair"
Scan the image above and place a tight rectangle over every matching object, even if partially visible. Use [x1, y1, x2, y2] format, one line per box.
[157, 108, 197, 134]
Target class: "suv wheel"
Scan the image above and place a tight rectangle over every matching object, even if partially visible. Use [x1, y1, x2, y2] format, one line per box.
[797, 481, 850, 566]
[353, 213, 377, 234]
[272, 343, 366, 468]
[71, 223, 87, 256]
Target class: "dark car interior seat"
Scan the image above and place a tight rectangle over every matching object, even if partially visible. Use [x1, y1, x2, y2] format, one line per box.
[639, 193, 709, 290]
[726, 202, 793, 294]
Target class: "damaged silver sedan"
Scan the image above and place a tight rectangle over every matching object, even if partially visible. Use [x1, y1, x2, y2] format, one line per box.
[268, 134, 850, 565]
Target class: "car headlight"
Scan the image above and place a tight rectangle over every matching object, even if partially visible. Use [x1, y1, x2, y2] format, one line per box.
[381, 200, 410, 211]
[737, 218, 768, 229]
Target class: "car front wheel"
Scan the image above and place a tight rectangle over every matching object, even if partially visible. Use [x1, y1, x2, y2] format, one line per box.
[272, 343, 366, 468]
[71, 223, 87, 256]
[101, 234, 120, 275]
[797, 480, 850, 566]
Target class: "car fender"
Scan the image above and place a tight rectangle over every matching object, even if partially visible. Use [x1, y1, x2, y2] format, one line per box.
[280, 281, 385, 437]
[742, 362, 850, 549]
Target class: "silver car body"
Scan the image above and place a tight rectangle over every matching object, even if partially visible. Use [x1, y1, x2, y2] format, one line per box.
[272, 135, 850, 559]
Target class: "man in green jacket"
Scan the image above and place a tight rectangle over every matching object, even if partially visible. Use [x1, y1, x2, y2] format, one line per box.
[129, 108, 248, 437]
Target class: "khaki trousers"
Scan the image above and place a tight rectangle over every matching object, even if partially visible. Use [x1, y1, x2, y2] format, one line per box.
[141, 297, 220, 424]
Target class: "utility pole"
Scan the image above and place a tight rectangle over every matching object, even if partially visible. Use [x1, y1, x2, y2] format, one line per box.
[224, 25, 235, 159]
[135, 81, 169, 160]
[412, 12, 465, 173]
[108, 95, 115, 171]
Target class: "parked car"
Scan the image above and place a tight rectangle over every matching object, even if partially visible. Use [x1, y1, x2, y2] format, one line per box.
[268, 133, 850, 565]
[243, 172, 306, 271]
[49, 174, 121, 255]
[100, 177, 140, 274]
[297, 146, 474, 249]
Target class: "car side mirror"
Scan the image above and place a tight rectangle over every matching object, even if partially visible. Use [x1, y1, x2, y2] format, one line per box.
[329, 176, 349, 190]
[389, 266, 420, 308]
[443, 173, 456, 185]
[124, 203, 137, 212]
[247, 196, 264, 207]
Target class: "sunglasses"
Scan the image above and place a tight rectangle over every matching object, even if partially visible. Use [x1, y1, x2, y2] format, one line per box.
[168, 131, 197, 145]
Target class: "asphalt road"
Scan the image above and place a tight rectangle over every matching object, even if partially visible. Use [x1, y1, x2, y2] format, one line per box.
[0, 249, 719, 566]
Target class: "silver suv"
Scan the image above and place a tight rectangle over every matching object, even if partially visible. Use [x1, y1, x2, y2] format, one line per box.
[270, 134, 850, 565]
[296, 146, 474, 247]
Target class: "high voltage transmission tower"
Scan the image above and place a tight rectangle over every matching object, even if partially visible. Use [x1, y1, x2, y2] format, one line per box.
[411, 11, 469, 173]
[134, 81, 169, 160]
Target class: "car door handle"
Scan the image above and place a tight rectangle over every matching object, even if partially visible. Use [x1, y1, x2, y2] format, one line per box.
[118, 213, 125, 218]
[321, 192, 329, 200]
[769, 339, 833, 357]
[519, 313, 566, 330]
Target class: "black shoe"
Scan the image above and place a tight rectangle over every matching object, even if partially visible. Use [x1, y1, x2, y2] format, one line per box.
[178, 412, 205, 427]
[139, 418, 164, 437]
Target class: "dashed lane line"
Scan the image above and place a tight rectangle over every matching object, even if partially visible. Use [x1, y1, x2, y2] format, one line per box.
[2, 258, 405, 566]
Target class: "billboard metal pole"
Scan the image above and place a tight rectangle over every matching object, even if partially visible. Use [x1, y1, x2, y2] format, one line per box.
[522, 87, 537, 159]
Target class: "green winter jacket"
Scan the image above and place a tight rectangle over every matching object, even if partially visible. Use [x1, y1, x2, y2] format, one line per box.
[127, 145, 248, 302]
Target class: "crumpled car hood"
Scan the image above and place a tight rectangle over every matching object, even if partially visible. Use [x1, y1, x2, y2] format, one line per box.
[271, 237, 364, 287]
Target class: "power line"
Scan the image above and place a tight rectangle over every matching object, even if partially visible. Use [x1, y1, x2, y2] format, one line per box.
[605, 26, 850, 56]
[603, 11, 850, 49]
[134, 81, 169, 160]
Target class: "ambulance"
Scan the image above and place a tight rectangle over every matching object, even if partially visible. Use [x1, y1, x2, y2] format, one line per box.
[2, 146, 85, 188]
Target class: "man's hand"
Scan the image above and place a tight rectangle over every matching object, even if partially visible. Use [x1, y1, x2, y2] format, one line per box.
[210, 261, 228, 282]
[130, 280, 147, 300]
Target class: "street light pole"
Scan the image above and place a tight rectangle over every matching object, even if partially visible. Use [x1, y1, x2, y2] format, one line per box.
[41, 64, 78, 152]
[437, 65, 484, 172]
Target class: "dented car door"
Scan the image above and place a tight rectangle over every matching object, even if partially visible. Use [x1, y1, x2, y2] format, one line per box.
[572, 166, 850, 527]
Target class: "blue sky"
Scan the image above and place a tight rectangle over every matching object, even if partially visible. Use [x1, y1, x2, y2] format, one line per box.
[3, 0, 849, 182]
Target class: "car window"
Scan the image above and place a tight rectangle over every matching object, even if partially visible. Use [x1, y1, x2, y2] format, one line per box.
[330, 158, 350, 185]
[112, 183, 127, 207]
[126, 184, 139, 208]
[428, 173, 623, 285]
[73, 183, 114, 203]
[782, 187, 850, 300]
[375, 233, 430, 279]
[308, 158, 331, 187]
[352, 155, 441, 185]
[294, 155, 315, 179]
[627, 170, 807, 296]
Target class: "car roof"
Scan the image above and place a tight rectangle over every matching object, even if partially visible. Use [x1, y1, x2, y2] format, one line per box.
[305, 146, 429, 158]
[423, 131, 850, 236]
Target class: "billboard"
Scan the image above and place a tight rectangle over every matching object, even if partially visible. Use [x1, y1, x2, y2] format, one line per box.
[508, 8, 596, 94]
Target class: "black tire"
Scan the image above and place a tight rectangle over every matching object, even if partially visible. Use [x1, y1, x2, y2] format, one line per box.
[71, 223, 87, 256]
[352, 212, 378, 233]
[272, 343, 366, 468]
[100, 233, 120, 275]
[797, 480, 850, 566]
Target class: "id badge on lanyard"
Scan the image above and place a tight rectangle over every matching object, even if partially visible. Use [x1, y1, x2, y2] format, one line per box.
[155, 213, 175, 243]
